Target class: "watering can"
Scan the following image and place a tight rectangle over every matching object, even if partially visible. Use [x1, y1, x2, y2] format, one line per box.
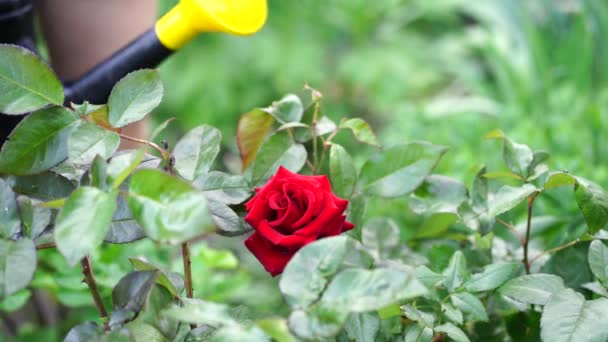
[64, 0, 268, 104]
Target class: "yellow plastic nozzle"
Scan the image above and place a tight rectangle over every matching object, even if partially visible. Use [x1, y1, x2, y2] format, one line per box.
[155, 0, 268, 50]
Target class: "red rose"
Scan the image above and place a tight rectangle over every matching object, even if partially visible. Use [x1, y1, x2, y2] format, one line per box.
[244, 166, 355, 276]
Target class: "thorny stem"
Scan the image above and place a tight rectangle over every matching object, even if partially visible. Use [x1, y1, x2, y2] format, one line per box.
[181, 242, 196, 329]
[118, 132, 166, 156]
[496, 217, 525, 245]
[181, 242, 193, 299]
[529, 239, 581, 265]
[80, 256, 108, 329]
[311, 101, 320, 174]
[523, 192, 540, 274]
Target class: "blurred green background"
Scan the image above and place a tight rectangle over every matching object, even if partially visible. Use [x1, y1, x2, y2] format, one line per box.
[6, 0, 608, 340]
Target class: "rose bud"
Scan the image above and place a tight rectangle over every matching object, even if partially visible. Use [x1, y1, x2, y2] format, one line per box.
[244, 166, 354, 276]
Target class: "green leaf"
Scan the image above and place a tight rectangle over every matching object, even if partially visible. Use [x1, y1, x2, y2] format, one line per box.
[488, 184, 538, 217]
[464, 263, 521, 292]
[147, 117, 175, 142]
[210, 324, 270, 342]
[544, 172, 576, 190]
[54, 187, 116, 266]
[416, 212, 459, 239]
[68, 121, 119, 165]
[237, 109, 274, 171]
[87, 155, 108, 190]
[265, 94, 303, 123]
[442, 251, 468, 292]
[106, 149, 146, 189]
[288, 307, 348, 341]
[315, 116, 337, 136]
[541, 245, 592, 290]
[251, 132, 307, 186]
[129, 258, 183, 298]
[540, 288, 608, 342]
[329, 144, 357, 198]
[344, 313, 380, 342]
[193, 171, 250, 205]
[0, 289, 31, 312]
[16, 196, 51, 239]
[112, 270, 159, 313]
[362, 217, 402, 261]
[7, 171, 74, 201]
[340, 118, 380, 146]
[108, 70, 163, 127]
[401, 305, 435, 327]
[0, 44, 63, 114]
[589, 240, 608, 284]
[127, 169, 213, 244]
[472, 165, 488, 212]
[502, 138, 533, 177]
[415, 265, 445, 288]
[0, 179, 19, 238]
[346, 194, 366, 240]
[441, 303, 463, 325]
[434, 323, 470, 342]
[162, 298, 235, 327]
[279, 236, 350, 308]
[581, 282, 608, 297]
[320, 268, 427, 312]
[126, 323, 167, 342]
[575, 178, 608, 234]
[410, 175, 468, 214]
[377, 303, 401, 319]
[256, 318, 298, 342]
[486, 130, 533, 176]
[526, 151, 550, 181]
[359, 142, 447, 198]
[0, 238, 36, 299]
[196, 245, 239, 270]
[105, 194, 146, 244]
[404, 323, 433, 342]
[172, 125, 221, 181]
[450, 292, 488, 322]
[0, 107, 78, 175]
[208, 200, 248, 236]
[64, 322, 102, 342]
[498, 274, 565, 305]
[71, 101, 105, 116]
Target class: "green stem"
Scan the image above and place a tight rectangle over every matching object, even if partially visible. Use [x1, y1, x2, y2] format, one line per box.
[80, 256, 108, 329]
[311, 102, 320, 174]
[529, 239, 581, 265]
[523, 192, 539, 274]
[181, 242, 196, 329]
[118, 132, 166, 157]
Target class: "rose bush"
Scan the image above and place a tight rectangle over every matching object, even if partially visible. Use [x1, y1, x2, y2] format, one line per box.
[244, 166, 354, 275]
[1, 45, 608, 341]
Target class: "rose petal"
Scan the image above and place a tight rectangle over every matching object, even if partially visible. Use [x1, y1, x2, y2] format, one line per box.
[244, 233, 294, 276]
[291, 189, 320, 228]
[269, 197, 303, 231]
[269, 191, 287, 210]
[256, 220, 316, 249]
[252, 174, 283, 201]
[342, 220, 355, 232]
[322, 215, 348, 237]
[275, 165, 298, 178]
[244, 198, 271, 229]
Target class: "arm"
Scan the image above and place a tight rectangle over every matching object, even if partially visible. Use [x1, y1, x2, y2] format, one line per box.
[37, 0, 157, 147]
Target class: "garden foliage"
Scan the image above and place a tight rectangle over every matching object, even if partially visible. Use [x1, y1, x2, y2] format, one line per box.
[1, 43, 608, 341]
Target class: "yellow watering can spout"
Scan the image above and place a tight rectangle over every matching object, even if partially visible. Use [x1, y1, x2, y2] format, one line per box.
[64, 0, 267, 105]
[156, 0, 268, 50]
